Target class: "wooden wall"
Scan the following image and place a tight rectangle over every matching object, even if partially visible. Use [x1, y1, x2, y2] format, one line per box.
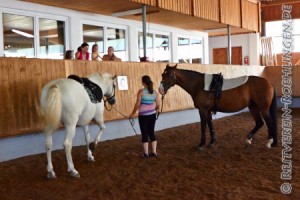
[193, 0, 219, 22]
[264, 65, 300, 97]
[2, 58, 298, 138]
[130, 0, 261, 32]
[241, 0, 260, 32]
[158, 0, 192, 15]
[262, 2, 300, 22]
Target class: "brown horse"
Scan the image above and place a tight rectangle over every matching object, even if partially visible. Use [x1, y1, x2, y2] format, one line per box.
[159, 64, 278, 149]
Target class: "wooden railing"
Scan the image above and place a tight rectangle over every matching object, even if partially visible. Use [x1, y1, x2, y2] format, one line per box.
[0, 58, 298, 138]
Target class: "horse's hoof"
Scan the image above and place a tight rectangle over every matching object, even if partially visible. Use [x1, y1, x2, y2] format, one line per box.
[208, 143, 215, 148]
[47, 172, 56, 179]
[70, 171, 80, 178]
[89, 142, 97, 151]
[88, 156, 95, 162]
[266, 139, 274, 148]
[245, 139, 252, 145]
[198, 145, 205, 151]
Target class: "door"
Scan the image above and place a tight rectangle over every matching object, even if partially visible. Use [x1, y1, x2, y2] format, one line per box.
[213, 46, 242, 65]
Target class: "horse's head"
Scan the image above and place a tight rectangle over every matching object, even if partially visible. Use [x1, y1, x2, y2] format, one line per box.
[105, 74, 117, 105]
[159, 64, 177, 95]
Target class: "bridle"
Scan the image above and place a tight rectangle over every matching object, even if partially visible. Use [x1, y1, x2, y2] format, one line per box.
[161, 70, 177, 95]
[104, 83, 116, 110]
[158, 70, 177, 119]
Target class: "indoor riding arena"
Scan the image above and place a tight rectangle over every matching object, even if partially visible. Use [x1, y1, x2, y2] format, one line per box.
[0, 0, 299, 200]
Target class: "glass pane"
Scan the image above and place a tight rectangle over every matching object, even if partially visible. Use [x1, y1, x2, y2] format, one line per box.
[178, 37, 190, 63]
[155, 34, 170, 62]
[178, 37, 189, 46]
[83, 24, 104, 54]
[191, 38, 203, 64]
[138, 32, 154, 61]
[39, 18, 65, 59]
[107, 27, 126, 61]
[3, 13, 34, 58]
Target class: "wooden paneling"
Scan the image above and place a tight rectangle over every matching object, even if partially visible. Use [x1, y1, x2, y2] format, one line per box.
[241, 0, 259, 32]
[193, 0, 219, 22]
[264, 66, 300, 97]
[262, 1, 300, 22]
[158, 0, 192, 15]
[0, 58, 66, 137]
[0, 58, 270, 138]
[220, 0, 241, 27]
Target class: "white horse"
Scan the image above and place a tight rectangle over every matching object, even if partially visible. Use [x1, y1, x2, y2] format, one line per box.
[39, 73, 116, 178]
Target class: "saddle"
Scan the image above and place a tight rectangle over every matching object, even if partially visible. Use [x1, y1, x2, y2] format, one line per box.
[68, 75, 103, 103]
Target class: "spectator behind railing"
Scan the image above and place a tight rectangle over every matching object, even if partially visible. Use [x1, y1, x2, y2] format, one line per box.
[64, 50, 74, 59]
[75, 42, 90, 60]
[91, 44, 102, 61]
[102, 46, 121, 61]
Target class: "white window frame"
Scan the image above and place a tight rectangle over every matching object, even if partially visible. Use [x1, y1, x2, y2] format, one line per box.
[137, 28, 171, 62]
[177, 34, 204, 64]
[0, 7, 69, 58]
[81, 19, 129, 61]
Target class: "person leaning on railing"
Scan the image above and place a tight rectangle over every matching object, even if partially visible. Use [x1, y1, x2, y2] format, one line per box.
[91, 44, 102, 61]
[75, 42, 90, 60]
[102, 46, 121, 61]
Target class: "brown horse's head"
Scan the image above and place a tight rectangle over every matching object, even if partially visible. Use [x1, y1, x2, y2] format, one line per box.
[159, 64, 177, 95]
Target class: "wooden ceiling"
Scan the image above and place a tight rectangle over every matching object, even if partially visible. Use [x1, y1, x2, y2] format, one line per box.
[21, 0, 257, 35]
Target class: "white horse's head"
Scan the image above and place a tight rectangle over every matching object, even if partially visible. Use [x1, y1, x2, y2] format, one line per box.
[88, 73, 117, 105]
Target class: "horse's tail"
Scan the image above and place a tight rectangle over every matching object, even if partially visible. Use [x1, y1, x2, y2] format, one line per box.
[37, 85, 62, 133]
[269, 87, 278, 146]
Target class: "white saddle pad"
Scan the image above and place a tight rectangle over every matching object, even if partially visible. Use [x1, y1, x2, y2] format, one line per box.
[204, 74, 249, 91]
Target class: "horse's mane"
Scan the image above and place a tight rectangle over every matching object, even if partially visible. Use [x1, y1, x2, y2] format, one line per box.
[175, 68, 204, 78]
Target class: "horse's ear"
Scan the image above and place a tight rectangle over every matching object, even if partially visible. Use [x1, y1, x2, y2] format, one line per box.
[174, 64, 177, 68]
[166, 64, 170, 68]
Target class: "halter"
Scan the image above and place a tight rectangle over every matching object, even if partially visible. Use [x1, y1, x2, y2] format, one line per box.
[161, 70, 177, 95]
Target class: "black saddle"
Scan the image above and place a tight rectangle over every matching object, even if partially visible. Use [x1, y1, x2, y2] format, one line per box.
[209, 73, 223, 113]
[68, 74, 103, 103]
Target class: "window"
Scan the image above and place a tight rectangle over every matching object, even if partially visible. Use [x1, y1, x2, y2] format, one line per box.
[39, 18, 65, 59]
[82, 24, 127, 61]
[265, 19, 300, 53]
[3, 13, 34, 58]
[178, 37, 203, 64]
[2, 12, 67, 59]
[138, 31, 170, 62]
[107, 27, 126, 61]
[83, 24, 104, 54]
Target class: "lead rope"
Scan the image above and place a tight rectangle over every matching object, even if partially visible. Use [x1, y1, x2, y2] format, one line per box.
[156, 94, 165, 120]
[104, 101, 138, 135]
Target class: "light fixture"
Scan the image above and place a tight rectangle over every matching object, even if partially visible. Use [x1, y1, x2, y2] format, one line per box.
[112, 8, 142, 17]
[12, 29, 34, 38]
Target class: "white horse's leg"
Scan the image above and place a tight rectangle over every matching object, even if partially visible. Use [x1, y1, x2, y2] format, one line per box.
[45, 132, 56, 179]
[83, 125, 95, 162]
[64, 125, 80, 178]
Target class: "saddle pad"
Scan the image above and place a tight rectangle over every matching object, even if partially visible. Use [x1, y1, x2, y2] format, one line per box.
[204, 74, 248, 91]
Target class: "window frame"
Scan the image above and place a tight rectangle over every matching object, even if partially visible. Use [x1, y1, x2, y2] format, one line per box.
[137, 28, 171, 62]
[81, 19, 129, 61]
[177, 34, 204, 64]
[0, 7, 69, 58]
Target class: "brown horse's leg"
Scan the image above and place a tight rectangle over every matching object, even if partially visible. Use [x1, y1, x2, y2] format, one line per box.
[247, 104, 264, 141]
[207, 112, 216, 146]
[198, 109, 208, 149]
[261, 110, 275, 148]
